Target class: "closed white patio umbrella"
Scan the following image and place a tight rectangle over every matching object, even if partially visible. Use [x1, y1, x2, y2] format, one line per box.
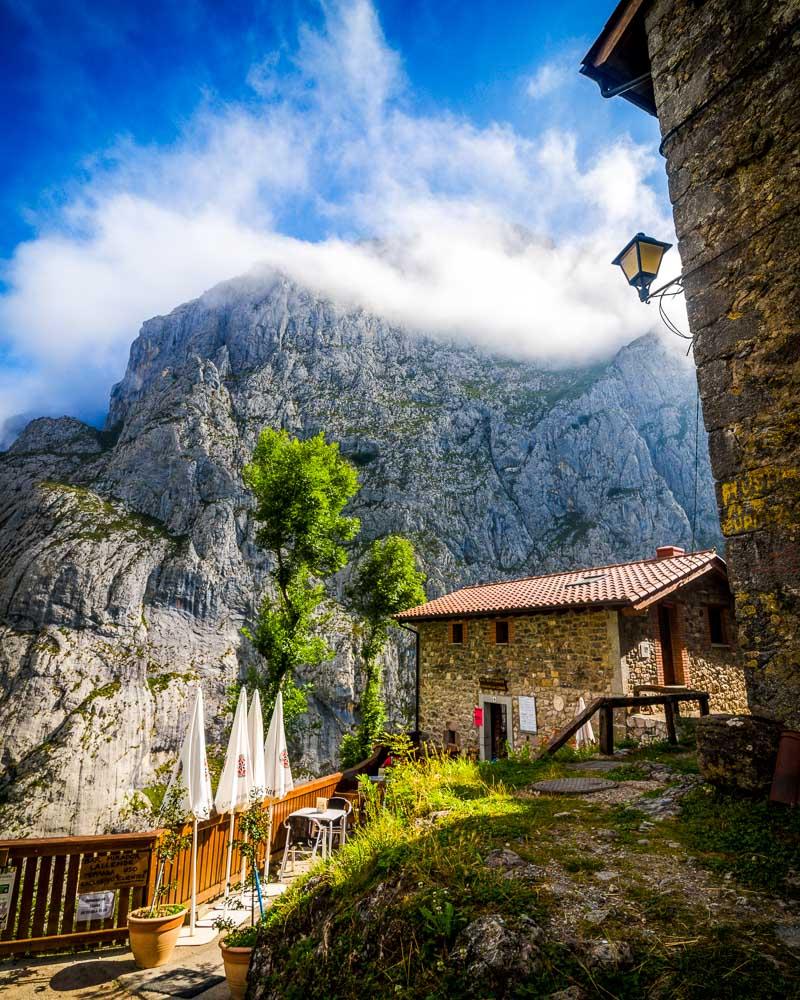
[263, 690, 293, 882]
[574, 695, 596, 749]
[214, 687, 254, 903]
[244, 690, 267, 887]
[247, 689, 267, 796]
[164, 685, 213, 936]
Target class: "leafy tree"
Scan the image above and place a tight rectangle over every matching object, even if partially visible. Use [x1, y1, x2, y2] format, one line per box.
[242, 429, 360, 721]
[340, 535, 426, 767]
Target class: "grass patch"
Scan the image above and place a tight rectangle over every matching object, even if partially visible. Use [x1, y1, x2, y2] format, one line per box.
[669, 786, 800, 891]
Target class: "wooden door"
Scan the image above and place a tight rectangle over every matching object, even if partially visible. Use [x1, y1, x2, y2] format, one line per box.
[658, 605, 676, 685]
[483, 702, 509, 760]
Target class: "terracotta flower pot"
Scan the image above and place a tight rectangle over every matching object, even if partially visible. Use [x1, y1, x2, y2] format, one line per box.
[220, 942, 253, 1000]
[127, 907, 186, 969]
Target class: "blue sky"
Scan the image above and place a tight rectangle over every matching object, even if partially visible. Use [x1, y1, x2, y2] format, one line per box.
[0, 0, 677, 441]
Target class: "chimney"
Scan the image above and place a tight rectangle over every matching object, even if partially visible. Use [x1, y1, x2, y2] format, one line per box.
[656, 545, 686, 559]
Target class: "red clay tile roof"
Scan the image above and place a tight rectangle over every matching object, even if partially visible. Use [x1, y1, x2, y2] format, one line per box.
[396, 550, 725, 621]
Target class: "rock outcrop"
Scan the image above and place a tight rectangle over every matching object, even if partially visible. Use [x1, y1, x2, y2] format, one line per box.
[0, 271, 721, 835]
[695, 714, 783, 795]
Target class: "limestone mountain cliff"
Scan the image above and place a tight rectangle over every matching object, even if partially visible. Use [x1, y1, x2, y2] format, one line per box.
[0, 272, 720, 836]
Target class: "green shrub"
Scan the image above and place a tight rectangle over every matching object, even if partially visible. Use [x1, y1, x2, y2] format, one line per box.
[674, 786, 800, 890]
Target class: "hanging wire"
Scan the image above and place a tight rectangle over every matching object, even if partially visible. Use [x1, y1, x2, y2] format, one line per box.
[640, 275, 700, 549]
[691, 386, 700, 553]
[652, 276, 693, 344]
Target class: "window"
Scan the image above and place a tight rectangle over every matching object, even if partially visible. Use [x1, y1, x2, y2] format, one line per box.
[494, 620, 510, 644]
[449, 621, 465, 644]
[708, 606, 729, 646]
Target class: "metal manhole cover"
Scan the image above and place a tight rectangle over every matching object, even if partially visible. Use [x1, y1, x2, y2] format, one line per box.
[530, 777, 616, 795]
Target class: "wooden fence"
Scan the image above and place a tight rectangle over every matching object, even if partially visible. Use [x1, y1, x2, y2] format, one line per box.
[0, 771, 341, 957]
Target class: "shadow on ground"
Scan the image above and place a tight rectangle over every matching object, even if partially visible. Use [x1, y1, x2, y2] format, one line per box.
[49, 956, 138, 991]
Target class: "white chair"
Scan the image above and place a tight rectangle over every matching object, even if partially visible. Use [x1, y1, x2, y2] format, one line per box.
[327, 796, 353, 849]
[279, 814, 326, 879]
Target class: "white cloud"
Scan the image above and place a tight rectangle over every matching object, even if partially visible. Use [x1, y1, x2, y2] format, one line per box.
[0, 0, 684, 444]
[525, 61, 570, 100]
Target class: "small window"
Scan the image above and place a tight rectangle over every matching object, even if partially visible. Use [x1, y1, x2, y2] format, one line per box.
[449, 621, 464, 644]
[708, 606, 729, 646]
[495, 620, 510, 644]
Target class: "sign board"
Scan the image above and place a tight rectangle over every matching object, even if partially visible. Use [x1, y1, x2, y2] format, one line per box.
[519, 696, 538, 733]
[0, 869, 17, 932]
[473, 706, 484, 727]
[76, 891, 116, 923]
[78, 851, 148, 894]
[479, 676, 508, 692]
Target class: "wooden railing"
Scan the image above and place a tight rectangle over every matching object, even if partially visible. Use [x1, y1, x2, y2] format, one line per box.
[0, 831, 158, 957]
[540, 690, 711, 757]
[0, 771, 342, 957]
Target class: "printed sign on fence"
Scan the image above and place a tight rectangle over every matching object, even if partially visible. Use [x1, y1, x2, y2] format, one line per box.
[0, 869, 17, 932]
[78, 851, 149, 893]
[76, 891, 116, 923]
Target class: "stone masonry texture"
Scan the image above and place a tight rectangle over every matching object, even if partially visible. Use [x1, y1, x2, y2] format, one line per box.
[645, 0, 800, 724]
[618, 576, 747, 714]
[418, 609, 617, 755]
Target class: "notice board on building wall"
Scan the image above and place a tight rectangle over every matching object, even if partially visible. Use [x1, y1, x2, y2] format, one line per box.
[519, 696, 538, 733]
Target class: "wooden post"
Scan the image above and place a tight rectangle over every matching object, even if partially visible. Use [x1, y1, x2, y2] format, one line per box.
[664, 699, 677, 744]
[599, 705, 614, 756]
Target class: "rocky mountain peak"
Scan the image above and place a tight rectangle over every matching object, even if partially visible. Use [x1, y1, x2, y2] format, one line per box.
[0, 273, 719, 836]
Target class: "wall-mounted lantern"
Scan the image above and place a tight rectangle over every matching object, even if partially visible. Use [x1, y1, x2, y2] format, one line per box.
[612, 232, 672, 301]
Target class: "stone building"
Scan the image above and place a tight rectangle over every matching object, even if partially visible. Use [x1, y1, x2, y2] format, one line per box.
[581, 0, 800, 726]
[396, 547, 746, 757]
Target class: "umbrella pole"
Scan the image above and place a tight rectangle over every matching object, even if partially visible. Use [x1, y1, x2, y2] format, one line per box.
[254, 865, 265, 918]
[264, 803, 273, 883]
[190, 817, 198, 936]
[224, 811, 235, 907]
[241, 831, 248, 894]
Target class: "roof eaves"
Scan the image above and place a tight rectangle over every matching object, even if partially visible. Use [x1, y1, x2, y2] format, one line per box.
[579, 0, 656, 116]
[395, 598, 632, 622]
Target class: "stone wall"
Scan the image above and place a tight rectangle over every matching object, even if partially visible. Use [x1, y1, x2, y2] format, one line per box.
[619, 576, 748, 714]
[417, 609, 618, 754]
[418, 579, 748, 754]
[645, 0, 800, 725]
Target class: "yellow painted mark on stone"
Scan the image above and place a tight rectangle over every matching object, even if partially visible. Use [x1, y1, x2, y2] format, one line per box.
[720, 465, 800, 535]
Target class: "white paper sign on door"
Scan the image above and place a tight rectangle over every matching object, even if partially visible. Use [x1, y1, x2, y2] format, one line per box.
[519, 696, 538, 733]
[76, 890, 115, 922]
[0, 869, 16, 931]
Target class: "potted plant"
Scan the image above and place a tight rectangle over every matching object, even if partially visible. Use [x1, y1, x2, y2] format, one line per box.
[214, 919, 260, 1000]
[128, 787, 191, 969]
